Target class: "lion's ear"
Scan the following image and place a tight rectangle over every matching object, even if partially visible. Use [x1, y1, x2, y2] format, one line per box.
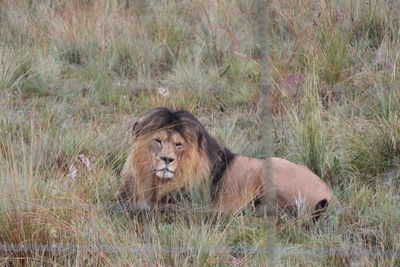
[132, 121, 140, 137]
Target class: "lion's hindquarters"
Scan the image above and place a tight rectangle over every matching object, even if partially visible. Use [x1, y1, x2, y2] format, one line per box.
[270, 157, 333, 213]
[213, 156, 333, 217]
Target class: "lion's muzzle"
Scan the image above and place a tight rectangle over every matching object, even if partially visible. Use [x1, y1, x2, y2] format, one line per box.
[155, 170, 175, 179]
[155, 162, 176, 179]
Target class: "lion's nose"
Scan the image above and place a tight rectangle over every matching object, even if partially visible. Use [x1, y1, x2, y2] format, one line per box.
[161, 156, 175, 164]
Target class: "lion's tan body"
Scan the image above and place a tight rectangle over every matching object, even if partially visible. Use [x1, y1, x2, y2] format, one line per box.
[213, 156, 333, 214]
[120, 107, 334, 217]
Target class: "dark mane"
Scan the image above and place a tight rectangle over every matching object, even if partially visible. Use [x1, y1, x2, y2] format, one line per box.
[133, 107, 184, 137]
[134, 107, 235, 200]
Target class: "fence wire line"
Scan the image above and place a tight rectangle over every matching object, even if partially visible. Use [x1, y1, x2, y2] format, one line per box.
[1, 243, 399, 258]
[255, 0, 276, 265]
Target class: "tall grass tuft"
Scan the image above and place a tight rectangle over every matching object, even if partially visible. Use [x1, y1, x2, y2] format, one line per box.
[0, 47, 33, 92]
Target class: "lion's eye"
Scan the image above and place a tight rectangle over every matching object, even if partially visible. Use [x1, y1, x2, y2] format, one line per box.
[155, 139, 162, 144]
[175, 143, 182, 147]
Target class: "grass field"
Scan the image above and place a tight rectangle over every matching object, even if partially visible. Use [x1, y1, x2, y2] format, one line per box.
[0, 0, 399, 265]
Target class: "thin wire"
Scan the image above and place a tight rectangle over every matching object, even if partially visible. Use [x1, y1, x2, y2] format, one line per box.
[255, 0, 277, 266]
[1, 243, 399, 258]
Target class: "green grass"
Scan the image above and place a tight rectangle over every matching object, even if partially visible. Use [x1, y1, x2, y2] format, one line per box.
[0, 0, 399, 265]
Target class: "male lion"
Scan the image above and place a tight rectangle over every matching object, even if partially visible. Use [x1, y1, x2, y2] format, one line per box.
[120, 107, 333, 218]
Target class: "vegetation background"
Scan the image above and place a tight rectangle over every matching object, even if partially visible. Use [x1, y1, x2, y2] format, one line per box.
[0, 0, 399, 265]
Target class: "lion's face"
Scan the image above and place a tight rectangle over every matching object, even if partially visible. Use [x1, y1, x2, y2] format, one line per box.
[147, 130, 185, 179]
[121, 108, 222, 205]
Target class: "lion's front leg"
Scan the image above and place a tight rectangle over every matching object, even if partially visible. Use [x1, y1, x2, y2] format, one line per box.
[119, 170, 157, 211]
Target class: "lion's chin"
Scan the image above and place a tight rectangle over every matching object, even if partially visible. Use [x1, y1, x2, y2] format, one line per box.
[155, 170, 175, 179]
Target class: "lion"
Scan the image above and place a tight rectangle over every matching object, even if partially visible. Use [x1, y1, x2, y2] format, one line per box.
[120, 107, 333, 218]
